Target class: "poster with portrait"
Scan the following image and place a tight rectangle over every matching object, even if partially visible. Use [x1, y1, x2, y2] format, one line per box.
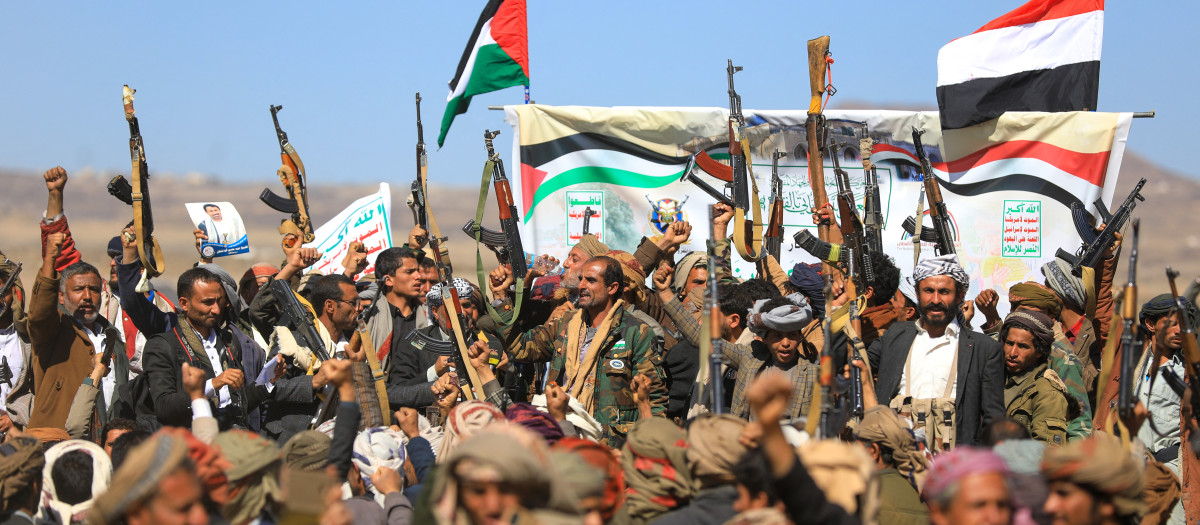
[185, 201, 250, 257]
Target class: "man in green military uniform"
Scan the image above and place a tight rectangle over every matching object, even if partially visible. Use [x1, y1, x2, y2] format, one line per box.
[1000, 310, 1077, 445]
[977, 282, 1093, 439]
[508, 255, 667, 447]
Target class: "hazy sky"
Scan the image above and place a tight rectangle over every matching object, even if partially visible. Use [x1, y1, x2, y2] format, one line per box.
[1, 1, 1191, 189]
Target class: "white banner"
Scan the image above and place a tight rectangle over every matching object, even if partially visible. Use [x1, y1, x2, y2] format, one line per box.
[306, 182, 393, 279]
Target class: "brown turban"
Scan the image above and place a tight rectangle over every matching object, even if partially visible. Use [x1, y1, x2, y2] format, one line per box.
[854, 406, 928, 490]
[90, 433, 192, 525]
[26, 427, 70, 445]
[1041, 435, 1145, 517]
[621, 418, 694, 520]
[686, 414, 748, 485]
[281, 430, 331, 472]
[213, 430, 282, 525]
[576, 234, 610, 258]
[1008, 281, 1063, 319]
[0, 436, 44, 510]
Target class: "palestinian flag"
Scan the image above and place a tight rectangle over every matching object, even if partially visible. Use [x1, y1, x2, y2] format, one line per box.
[519, 132, 693, 220]
[438, 0, 529, 147]
[936, 0, 1103, 130]
[869, 111, 1124, 215]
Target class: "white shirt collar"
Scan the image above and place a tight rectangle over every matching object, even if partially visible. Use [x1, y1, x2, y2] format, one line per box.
[916, 319, 960, 338]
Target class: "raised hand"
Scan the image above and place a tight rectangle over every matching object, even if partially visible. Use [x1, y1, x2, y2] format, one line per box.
[41, 232, 66, 278]
[489, 265, 513, 301]
[545, 382, 569, 421]
[746, 370, 793, 425]
[394, 407, 420, 438]
[341, 242, 368, 278]
[193, 228, 212, 263]
[44, 166, 68, 221]
[653, 261, 674, 293]
[182, 362, 207, 401]
[408, 225, 428, 249]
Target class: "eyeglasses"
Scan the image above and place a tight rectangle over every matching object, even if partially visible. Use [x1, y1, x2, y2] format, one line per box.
[333, 298, 359, 308]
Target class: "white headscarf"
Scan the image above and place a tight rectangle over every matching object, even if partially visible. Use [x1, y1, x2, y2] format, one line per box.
[38, 440, 111, 525]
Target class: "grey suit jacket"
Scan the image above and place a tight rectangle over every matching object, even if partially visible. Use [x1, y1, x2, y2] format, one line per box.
[866, 321, 1005, 446]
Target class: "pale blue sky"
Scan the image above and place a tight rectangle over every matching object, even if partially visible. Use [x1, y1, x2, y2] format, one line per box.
[1, 1, 1191, 186]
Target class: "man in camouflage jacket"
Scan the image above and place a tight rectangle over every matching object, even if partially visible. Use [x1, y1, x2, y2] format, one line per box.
[508, 255, 667, 447]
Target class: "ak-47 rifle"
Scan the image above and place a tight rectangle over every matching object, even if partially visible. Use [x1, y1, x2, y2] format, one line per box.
[831, 145, 873, 294]
[764, 151, 787, 261]
[843, 253, 868, 421]
[806, 36, 834, 277]
[480, 130, 528, 280]
[813, 272, 839, 438]
[1117, 220, 1142, 420]
[860, 130, 884, 256]
[266, 279, 340, 427]
[692, 206, 725, 414]
[411, 94, 484, 400]
[107, 85, 166, 282]
[1057, 178, 1146, 276]
[0, 261, 21, 320]
[1166, 266, 1200, 458]
[902, 128, 956, 256]
[581, 207, 598, 237]
[260, 105, 315, 248]
[410, 94, 430, 233]
[686, 60, 766, 262]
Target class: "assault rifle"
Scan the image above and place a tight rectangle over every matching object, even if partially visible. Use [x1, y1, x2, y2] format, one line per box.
[806, 36, 834, 276]
[0, 261, 21, 320]
[108, 85, 166, 280]
[831, 145, 873, 294]
[688, 59, 766, 262]
[260, 105, 315, 247]
[902, 128, 956, 255]
[844, 253, 867, 421]
[860, 131, 884, 255]
[409, 94, 430, 232]
[764, 151, 787, 261]
[691, 206, 725, 414]
[266, 279, 340, 427]
[480, 130, 528, 280]
[1165, 266, 1200, 458]
[1056, 178, 1146, 276]
[1117, 219, 1142, 420]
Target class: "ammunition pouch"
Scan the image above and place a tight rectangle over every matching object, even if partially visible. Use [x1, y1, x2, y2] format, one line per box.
[890, 395, 957, 453]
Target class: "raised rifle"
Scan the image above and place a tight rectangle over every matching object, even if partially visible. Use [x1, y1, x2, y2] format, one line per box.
[266, 279, 340, 427]
[692, 206, 725, 414]
[860, 131, 884, 255]
[764, 151, 787, 261]
[1057, 178, 1146, 276]
[831, 144, 873, 294]
[0, 261, 21, 320]
[806, 36, 834, 277]
[1166, 267, 1200, 457]
[843, 253, 868, 421]
[688, 60, 766, 262]
[902, 128, 956, 255]
[107, 85, 166, 280]
[260, 105, 315, 248]
[480, 130, 528, 280]
[1117, 219, 1142, 420]
[409, 94, 430, 233]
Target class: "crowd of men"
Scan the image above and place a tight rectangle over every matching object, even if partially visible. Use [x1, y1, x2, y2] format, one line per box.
[0, 165, 1195, 525]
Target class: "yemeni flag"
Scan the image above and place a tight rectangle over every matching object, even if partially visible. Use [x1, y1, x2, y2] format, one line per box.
[869, 111, 1123, 215]
[936, 0, 1104, 130]
[438, 0, 529, 147]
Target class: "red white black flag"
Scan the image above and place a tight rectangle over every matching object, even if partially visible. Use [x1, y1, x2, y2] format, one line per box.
[936, 0, 1104, 130]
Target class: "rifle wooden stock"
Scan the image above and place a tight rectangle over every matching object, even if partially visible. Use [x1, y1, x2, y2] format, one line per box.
[805, 36, 833, 276]
[122, 85, 166, 279]
[693, 151, 734, 183]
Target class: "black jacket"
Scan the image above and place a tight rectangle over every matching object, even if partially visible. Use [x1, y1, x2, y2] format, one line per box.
[866, 321, 1005, 446]
[142, 324, 269, 430]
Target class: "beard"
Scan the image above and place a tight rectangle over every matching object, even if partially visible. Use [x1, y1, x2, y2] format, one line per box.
[917, 298, 963, 328]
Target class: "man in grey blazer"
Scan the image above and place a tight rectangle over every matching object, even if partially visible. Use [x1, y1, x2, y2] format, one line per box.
[866, 254, 1004, 447]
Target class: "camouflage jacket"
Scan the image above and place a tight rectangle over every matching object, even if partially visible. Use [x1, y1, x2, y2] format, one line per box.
[990, 331, 1092, 439]
[508, 305, 667, 447]
[1005, 361, 1075, 445]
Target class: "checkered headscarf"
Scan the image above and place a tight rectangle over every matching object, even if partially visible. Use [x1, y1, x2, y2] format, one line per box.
[912, 254, 969, 292]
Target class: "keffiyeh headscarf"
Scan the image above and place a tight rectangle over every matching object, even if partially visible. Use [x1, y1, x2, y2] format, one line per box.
[426, 278, 475, 307]
[40, 440, 112, 525]
[506, 403, 565, 445]
[281, 430, 331, 472]
[748, 294, 812, 335]
[672, 252, 708, 292]
[621, 418, 694, 521]
[912, 254, 969, 292]
[1040, 258, 1096, 315]
[352, 427, 408, 494]
[212, 430, 282, 525]
[553, 438, 625, 521]
[686, 414, 747, 485]
[0, 437, 43, 512]
[90, 434, 190, 525]
[438, 400, 506, 461]
[854, 406, 928, 490]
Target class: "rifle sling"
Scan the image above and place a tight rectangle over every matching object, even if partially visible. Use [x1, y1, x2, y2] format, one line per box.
[129, 170, 165, 280]
[731, 134, 767, 262]
[473, 159, 525, 329]
[422, 174, 484, 401]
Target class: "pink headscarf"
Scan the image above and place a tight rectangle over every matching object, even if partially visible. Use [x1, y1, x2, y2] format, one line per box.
[922, 447, 1011, 501]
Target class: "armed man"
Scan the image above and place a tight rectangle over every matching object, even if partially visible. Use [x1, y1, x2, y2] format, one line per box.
[506, 255, 668, 447]
[868, 254, 1005, 450]
[0, 263, 29, 435]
